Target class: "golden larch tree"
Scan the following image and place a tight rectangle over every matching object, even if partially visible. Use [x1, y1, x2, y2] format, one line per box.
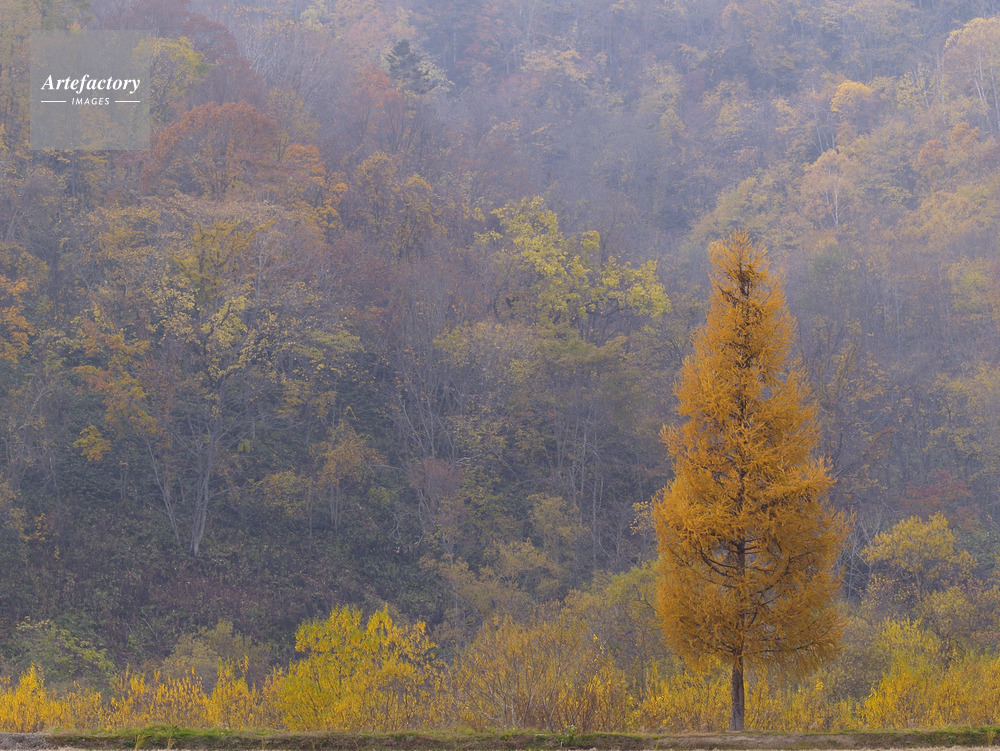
[653, 230, 846, 731]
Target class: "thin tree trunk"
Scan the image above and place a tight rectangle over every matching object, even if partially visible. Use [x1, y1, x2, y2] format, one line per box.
[730, 652, 745, 731]
[731, 535, 747, 731]
[190, 436, 217, 556]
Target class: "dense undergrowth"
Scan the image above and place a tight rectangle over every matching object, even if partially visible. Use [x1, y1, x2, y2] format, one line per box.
[6, 511, 1000, 735]
[5, 606, 1000, 734]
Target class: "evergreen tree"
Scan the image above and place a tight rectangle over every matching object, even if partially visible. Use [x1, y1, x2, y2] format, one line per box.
[653, 230, 846, 731]
[385, 39, 437, 95]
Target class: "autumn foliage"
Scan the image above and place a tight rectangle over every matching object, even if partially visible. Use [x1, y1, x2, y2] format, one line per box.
[654, 230, 846, 730]
[6, 554, 1000, 734]
[7, 0, 1000, 738]
[144, 102, 278, 198]
[275, 606, 442, 731]
[455, 615, 630, 731]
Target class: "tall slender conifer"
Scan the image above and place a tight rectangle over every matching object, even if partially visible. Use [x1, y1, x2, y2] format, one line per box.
[654, 230, 846, 731]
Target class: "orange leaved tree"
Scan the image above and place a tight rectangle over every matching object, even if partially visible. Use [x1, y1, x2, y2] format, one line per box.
[653, 230, 846, 731]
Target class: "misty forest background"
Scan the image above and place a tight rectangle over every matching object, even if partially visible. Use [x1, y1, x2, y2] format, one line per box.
[4, 0, 1000, 729]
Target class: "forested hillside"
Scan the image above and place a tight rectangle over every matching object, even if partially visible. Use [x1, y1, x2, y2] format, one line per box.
[4, 0, 1000, 726]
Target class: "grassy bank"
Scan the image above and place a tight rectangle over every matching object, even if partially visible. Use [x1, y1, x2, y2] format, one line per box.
[21, 727, 999, 751]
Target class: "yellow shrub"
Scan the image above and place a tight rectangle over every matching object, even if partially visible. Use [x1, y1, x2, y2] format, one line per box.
[51, 684, 105, 730]
[861, 619, 942, 729]
[275, 605, 443, 731]
[749, 675, 856, 731]
[929, 654, 1000, 727]
[863, 652, 1000, 729]
[0, 666, 62, 731]
[864, 662, 938, 728]
[456, 616, 631, 732]
[206, 659, 271, 729]
[634, 665, 861, 732]
[104, 669, 209, 729]
[632, 665, 727, 732]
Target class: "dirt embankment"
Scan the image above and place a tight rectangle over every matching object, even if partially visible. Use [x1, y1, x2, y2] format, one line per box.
[0, 736, 52, 750]
[1, 729, 997, 751]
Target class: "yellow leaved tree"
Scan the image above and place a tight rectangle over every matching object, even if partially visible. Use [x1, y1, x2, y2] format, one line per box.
[863, 513, 975, 611]
[275, 605, 443, 731]
[653, 230, 846, 731]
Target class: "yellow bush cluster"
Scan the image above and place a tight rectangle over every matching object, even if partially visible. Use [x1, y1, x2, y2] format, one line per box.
[0, 660, 270, 731]
[454, 616, 630, 731]
[7, 600, 1000, 733]
[632, 665, 857, 733]
[0, 666, 64, 731]
[274, 606, 442, 731]
[101, 661, 275, 730]
[862, 637, 1000, 728]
